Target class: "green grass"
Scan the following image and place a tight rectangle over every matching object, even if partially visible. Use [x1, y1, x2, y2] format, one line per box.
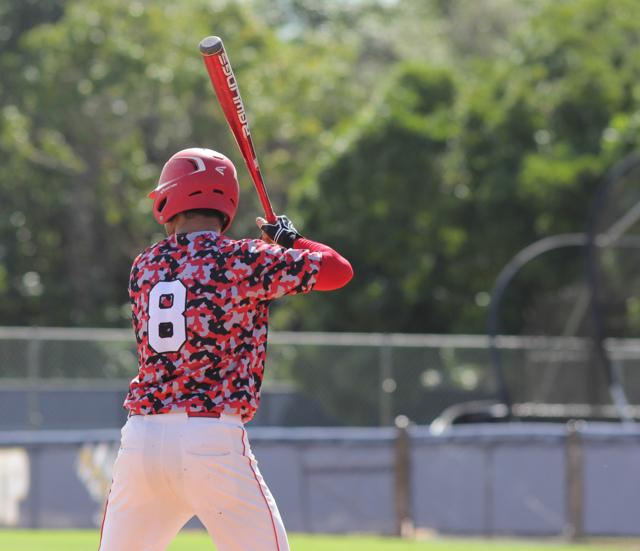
[0, 530, 637, 551]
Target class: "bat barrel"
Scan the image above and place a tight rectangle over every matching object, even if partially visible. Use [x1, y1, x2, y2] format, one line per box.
[199, 34, 277, 223]
[199, 36, 224, 56]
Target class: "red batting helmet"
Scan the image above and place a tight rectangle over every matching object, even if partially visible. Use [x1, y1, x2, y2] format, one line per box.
[149, 148, 239, 231]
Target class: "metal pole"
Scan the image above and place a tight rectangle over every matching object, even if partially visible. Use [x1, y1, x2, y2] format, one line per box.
[565, 420, 584, 540]
[28, 446, 41, 528]
[379, 336, 393, 427]
[394, 415, 413, 537]
[26, 337, 42, 429]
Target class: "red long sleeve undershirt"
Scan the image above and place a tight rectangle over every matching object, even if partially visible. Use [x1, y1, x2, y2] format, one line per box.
[293, 237, 353, 291]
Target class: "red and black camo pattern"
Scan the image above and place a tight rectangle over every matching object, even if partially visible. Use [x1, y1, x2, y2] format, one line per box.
[124, 231, 321, 421]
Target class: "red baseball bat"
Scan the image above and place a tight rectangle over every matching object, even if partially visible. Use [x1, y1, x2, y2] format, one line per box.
[199, 36, 277, 223]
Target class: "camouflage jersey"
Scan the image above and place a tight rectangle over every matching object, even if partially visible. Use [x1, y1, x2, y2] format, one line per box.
[124, 230, 322, 422]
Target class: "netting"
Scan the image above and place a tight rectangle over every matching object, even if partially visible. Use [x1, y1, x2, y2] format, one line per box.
[488, 152, 640, 414]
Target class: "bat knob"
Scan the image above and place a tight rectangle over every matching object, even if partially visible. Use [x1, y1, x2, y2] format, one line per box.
[199, 36, 224, 56]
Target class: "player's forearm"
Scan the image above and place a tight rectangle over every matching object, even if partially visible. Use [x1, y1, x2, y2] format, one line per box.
[256, 215, 353, 290]
[293, 237, 353, 291]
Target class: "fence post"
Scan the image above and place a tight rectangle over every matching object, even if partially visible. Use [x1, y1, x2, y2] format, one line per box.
[28, 445, 41, 528]
[26, 337, 42, 429]
[394, 415, 413, 537]
[379, 336, 394, 427]
[565, 420, 584, 540]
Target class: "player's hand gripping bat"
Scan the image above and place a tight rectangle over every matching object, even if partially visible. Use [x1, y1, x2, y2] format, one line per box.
[199, 36, 277, 223]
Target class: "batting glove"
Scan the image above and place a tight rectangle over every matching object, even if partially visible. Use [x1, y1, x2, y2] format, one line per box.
[256, 215, 303, 248]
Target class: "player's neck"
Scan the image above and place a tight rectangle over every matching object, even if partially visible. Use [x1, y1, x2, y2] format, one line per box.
[172, 217, 222, 236]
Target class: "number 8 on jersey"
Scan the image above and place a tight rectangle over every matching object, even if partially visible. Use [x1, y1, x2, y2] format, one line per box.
[148, 280, 187, 353]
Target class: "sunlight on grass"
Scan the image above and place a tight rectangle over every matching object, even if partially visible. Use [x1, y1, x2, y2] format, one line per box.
[0, 530, 636, 551]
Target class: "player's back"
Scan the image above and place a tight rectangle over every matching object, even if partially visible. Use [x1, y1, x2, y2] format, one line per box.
[125, 229, 321, 419]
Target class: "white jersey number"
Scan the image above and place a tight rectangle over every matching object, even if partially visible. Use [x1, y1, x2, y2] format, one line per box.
[148, 280, 187, 353]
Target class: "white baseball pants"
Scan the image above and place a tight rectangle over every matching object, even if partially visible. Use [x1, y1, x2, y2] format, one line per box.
[98, 412, 289, 551]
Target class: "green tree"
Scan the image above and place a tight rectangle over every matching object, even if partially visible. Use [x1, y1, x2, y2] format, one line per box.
[453, 0, 640, 332]
[288, 63, 459, 332]
[2, 0, 640, 336]
[0, 0, 362, 326]
[288, 0, 640, 335]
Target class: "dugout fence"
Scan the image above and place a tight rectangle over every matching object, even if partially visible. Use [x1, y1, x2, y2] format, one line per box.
[0, 327, 640, 429]
[2, 328, 640, 430]
[3, 328, 640, 535]
[2, 422, 640, 537]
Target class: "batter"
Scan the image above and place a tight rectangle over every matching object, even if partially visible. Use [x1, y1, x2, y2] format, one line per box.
[98, 147, 353, 551]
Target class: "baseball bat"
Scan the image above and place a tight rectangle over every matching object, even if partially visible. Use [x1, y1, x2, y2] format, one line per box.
[199, 36, 277, 223]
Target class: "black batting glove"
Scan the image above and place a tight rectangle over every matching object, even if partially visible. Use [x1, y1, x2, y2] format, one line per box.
[256, 215, 303, 248]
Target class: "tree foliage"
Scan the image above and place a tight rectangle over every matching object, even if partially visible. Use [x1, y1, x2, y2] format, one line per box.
[288, 0, 640, 334]
[0, 0, 361, 325]
[1, 0, 640, 337]
[288, 62, 459, 332]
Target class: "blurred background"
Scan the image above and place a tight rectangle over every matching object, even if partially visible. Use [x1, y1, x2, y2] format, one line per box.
[2, 0, 640, 545]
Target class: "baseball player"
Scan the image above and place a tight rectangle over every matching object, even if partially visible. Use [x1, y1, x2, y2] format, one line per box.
[98, 147, 353, 551]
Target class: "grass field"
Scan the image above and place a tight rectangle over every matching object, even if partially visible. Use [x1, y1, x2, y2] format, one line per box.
[1, 531, 639, 551]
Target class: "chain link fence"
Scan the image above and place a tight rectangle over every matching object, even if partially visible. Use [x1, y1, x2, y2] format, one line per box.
[2, 327, 640, 428]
